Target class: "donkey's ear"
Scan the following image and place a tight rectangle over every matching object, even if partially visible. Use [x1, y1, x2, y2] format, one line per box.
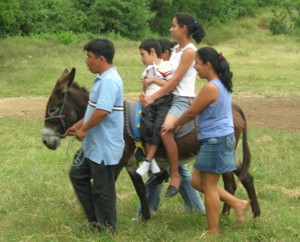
[67, 68, 76, 87]
[56, 68, 71, 93]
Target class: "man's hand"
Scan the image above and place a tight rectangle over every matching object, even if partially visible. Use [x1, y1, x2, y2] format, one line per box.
[75, 128, 86, 141]
[66, 125, 77, 136]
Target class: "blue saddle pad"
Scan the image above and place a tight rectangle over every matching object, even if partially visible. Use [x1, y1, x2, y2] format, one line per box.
[124, 101, 195, 140]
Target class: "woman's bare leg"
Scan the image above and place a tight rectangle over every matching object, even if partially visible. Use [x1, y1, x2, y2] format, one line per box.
[192, 169, 249, 233]
[200, 171, 221, 234]
[217, 187, 249, 227]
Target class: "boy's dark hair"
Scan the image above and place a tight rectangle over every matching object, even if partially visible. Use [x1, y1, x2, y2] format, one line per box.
[175, 12, 205, 44]
[197, 47, 233, 92]
[139, 39, 162, 58]
[157, 38, 177, 54]
[84, 38, 115, 64]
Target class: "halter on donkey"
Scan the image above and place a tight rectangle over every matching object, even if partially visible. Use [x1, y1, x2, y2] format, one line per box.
[42, 68, 261, 220]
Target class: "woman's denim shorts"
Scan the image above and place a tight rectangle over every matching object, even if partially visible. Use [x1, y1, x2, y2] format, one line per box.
[168, 95, 193, 118]
[194, 133, 236, 174]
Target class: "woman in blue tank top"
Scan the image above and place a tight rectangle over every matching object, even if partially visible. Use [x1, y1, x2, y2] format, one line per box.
[161, 47, 249, 235]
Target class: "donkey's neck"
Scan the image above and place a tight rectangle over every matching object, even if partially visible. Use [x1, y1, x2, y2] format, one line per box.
[69, 84, 89, 120]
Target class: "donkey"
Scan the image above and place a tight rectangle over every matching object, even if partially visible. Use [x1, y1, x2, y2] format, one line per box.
[42, 68, 261, 219]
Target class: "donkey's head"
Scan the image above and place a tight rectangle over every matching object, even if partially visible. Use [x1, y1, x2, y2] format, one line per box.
[42, 68, 88, 150]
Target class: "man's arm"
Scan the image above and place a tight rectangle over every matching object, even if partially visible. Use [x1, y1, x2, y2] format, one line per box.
[76, 109, 108, 140]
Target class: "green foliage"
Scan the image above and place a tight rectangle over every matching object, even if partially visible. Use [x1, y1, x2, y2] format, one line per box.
[149, 0, 275, 34]
[269, 9, 291, 35]
[89, 0, 154, 40]
[0, 0, 293, 40]
[0, 0, 23, 36]
[268, 0, 300, 35]
[286, 0, 300, 29]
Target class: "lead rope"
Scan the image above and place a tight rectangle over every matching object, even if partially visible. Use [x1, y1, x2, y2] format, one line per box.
[66, 137, 85, 167]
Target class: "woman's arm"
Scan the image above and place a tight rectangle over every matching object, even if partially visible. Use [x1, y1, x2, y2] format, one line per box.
[142, 48, 196, 107]
[161, 83, 219, 135]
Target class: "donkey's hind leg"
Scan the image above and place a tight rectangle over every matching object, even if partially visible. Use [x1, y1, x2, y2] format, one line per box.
[125, 165, 151, 220]
[221, 171, 237, 215]
[234, 169, 261, 218]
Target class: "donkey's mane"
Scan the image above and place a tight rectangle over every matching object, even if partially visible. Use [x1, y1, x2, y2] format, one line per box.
[71, 82, 88, 93]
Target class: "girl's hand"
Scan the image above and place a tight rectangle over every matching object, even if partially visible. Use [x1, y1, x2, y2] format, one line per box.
[143, 78, 154, 86]
[161, 123, 178, 136]
[141, 95, 155, 107]
[139, 92, 145, 102]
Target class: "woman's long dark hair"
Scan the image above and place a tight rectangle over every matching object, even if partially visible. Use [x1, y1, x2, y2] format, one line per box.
[175, 12, 205, 44]
[197, 47, 233, 92]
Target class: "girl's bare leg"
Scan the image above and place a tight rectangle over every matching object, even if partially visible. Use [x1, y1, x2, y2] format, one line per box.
[161, 114, 180, 196]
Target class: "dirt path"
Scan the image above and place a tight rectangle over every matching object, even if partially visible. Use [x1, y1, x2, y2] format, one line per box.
[0, 95, 299, 132]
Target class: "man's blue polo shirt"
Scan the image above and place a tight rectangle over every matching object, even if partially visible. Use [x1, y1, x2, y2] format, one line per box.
[82, 67, 124, 165]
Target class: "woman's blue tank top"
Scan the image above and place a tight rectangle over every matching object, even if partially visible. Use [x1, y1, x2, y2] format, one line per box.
[196, 79, 234, 140]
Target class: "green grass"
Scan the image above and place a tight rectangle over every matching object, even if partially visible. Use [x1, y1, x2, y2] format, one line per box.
[0, 118, 299, 241]
[1, 12, 300, 241]
[0, 14, 300, 98]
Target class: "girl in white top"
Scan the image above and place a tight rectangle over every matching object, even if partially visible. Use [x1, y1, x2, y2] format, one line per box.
[141, 12, 205, 197]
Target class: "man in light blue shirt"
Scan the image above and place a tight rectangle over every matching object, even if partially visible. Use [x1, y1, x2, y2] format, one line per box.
[67, 38, 124, 233]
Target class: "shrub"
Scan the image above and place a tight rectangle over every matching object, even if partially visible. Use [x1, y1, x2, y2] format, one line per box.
[269, 9, 291, 35]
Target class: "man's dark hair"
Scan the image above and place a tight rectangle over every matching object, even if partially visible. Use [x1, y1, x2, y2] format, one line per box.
[84, 38, 115, 64]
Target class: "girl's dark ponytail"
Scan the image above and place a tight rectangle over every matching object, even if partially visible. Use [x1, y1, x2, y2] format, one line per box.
[192, 21, 206, 44]
[197, 47, 233, 92]
[175, 13, 205, 44]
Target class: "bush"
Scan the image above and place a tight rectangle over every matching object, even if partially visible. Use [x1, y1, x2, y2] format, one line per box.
[72, 0, 154, 40]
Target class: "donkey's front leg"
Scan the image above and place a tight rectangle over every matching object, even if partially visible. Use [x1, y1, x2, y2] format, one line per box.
[125, 165, 151, 220]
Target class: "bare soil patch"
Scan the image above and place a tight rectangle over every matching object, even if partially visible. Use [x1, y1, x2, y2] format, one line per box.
[0, 95, 299, 132]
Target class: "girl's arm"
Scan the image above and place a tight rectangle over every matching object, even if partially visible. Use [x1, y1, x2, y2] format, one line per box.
[142, 48, 196, 107]
[143, 78, 167, 87]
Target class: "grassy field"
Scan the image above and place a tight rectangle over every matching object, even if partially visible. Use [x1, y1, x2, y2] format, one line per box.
[0, 118, 299, 241]
[0, 13, 300, 241]
[0, 15, 300, 98]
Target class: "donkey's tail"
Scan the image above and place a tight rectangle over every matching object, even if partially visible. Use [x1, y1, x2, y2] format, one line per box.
[236, 104, 251, 181]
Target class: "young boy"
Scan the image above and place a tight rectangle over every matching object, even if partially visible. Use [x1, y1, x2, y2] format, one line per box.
[136, 39, 173, 176]
[67, 38, 124, 233]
